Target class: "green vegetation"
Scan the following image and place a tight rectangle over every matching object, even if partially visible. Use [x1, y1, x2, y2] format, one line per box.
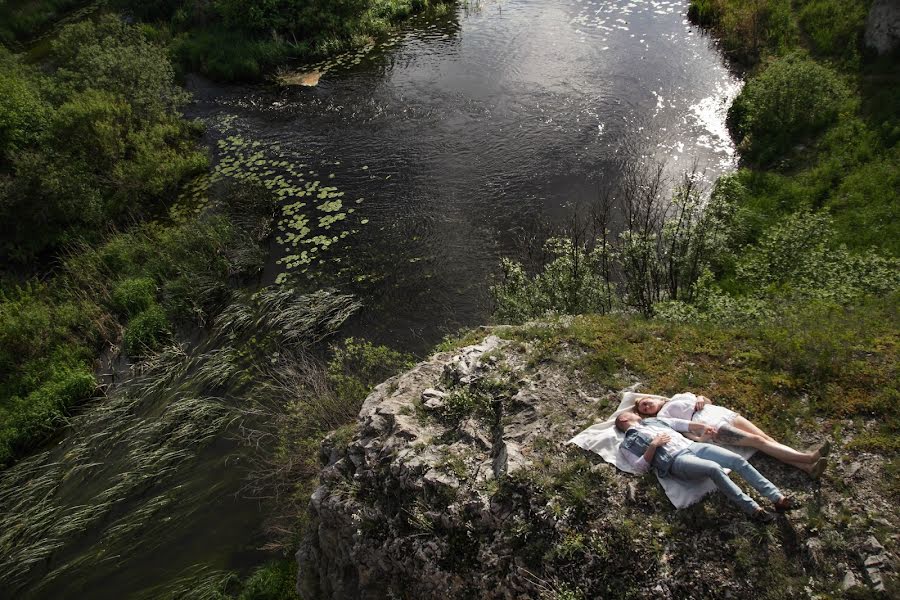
[726, 52, 851, 165]
[0, 0, 86, 45]
[0, 14, 280, 466]
[0, 17, 205, 261]
[499, 1, 898, 327]
[112, 0, 455, 81]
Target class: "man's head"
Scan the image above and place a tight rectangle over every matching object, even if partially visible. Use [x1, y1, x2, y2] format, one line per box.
[615, 410, 641, 432]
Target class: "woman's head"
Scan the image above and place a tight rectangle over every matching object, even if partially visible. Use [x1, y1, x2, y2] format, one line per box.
[635, 396, 665, 416]
[615, 410, 641, 432]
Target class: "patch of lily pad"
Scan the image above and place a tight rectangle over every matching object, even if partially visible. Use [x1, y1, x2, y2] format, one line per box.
[171, 116, 374, 283]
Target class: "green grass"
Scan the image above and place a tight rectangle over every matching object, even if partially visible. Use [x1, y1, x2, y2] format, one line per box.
[512, 298, 898, 443]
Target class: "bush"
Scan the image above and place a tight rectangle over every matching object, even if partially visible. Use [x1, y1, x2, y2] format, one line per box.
[0, 50, 48, 163]
[0, 356, 95, 466]
[124, 304, 170, 355]
[111, 277, 157, 317]
[735, 211, 900, 302]
[327, 337, 414, 404]
[51, 14, 188, 120]
[727, 52, 851, 165]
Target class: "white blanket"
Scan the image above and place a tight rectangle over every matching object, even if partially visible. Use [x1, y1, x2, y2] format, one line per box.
[568, 390, 755, 508]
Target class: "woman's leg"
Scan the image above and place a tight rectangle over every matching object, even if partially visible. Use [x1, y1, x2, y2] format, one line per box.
[715, 424, 818, 465]
[731, 415, 776, 442]
[670, 453, 761, 515]
[690, 443, 784, 504]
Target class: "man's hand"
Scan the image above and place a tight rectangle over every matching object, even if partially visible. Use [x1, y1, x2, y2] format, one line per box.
[694, 395, 708, 411]
[650, 433, 671, 448]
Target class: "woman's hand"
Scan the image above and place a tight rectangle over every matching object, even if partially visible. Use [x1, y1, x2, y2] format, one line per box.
[694, 395, 708, 411]
[650, 433, 671, 448]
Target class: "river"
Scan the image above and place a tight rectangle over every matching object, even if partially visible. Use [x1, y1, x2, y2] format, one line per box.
[185, 0, 740, 354]
[3, 1, 739, 597]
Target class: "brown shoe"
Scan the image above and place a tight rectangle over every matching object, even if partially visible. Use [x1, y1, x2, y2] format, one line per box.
[809, 458, 828, 480]
[813, 440, 831, 458]
[773, 496, 799, 513]
[752, 508, 776, 523]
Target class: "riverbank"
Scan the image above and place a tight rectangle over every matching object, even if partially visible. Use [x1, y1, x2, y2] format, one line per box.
[121, 0, 457, 81]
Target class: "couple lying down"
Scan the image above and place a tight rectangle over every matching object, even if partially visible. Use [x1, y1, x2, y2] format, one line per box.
[569, 392, 830, 522]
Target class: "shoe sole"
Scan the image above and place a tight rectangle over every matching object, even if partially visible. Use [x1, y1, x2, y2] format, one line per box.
[809, 458, 827, 480]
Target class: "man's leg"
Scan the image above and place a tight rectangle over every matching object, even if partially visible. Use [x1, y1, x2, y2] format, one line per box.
[669, 454, 761, 514]
[690, 443, 783, 503]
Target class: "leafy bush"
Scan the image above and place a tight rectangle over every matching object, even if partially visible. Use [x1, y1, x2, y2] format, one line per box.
[492, 239, 615, 324]
[51, 14, 188, 120]
[727, 53, 851, 165]
[110, 277, 157, 317]
[0, 18, 206, 262]
[735, 211, 900, 301]
[0, 50, 48, 162]
[124, 304, 171, 355]
[327, 337, 414, 405]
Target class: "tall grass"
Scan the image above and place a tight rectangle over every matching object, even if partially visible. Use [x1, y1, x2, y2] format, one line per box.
[0, 287, 359, 597]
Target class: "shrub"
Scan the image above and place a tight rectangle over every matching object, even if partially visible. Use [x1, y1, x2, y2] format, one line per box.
[111, 277, 157, 317]
[51, 15, 188, 120]
[327, 337, 414, 405]
[0, 51, 48, 162]
[727, 52, 851, 165]
[237, 560, 299, 600]
[124, 304, 171, 355]
[0, 357, 95, 466]
[735, 211, 900, 302]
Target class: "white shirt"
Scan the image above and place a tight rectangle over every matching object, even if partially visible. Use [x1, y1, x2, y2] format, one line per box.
[658, 397, 738, 428]
[617, 417, 693, 474]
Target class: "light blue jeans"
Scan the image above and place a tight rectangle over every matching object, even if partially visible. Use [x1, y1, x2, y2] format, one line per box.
[669, 442, 783, 514]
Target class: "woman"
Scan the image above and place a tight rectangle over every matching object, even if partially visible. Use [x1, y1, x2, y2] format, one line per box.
[635, 393, 829, 478]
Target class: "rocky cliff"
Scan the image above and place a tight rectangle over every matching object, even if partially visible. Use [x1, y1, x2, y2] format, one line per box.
[296, 320, 897, 599]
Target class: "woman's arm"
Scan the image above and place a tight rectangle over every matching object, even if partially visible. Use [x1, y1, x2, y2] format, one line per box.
[694, 395, 713, 411]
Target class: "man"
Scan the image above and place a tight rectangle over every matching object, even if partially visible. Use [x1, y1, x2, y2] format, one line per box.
[615, 411, 795, 522]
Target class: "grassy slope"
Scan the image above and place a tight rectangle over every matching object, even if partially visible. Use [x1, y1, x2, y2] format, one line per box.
[689, 0, 898, 257]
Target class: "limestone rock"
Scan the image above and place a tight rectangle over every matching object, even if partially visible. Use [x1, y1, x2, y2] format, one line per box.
[295, 326, 899, 599]
[865, 0, 900, 55]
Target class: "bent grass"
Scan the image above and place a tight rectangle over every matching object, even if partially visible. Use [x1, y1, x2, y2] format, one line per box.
[0, 287, 359, 596]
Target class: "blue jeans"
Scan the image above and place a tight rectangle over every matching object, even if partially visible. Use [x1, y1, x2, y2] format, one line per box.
[669, 442, 783, 514]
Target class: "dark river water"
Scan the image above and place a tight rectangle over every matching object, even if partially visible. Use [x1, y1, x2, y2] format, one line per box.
[186, 0, 739, 353]
[3, 2, 739, 598]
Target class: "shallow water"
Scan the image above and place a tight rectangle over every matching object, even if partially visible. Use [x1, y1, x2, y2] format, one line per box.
[5, 2, 739, 598]
[186, 0, 740, 354]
